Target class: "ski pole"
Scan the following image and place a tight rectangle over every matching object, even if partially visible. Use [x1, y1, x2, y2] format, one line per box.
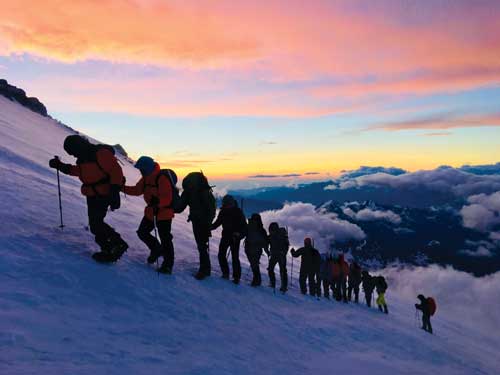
[55, 156, 64, 229]
[153, 214, 160, 276]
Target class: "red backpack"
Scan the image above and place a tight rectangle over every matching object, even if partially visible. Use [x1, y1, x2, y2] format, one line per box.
[428, 297, 437, 316]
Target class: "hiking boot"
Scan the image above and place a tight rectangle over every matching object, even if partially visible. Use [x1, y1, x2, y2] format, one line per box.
[157, 263, 172, 275]
[109, 239, 128, 261]
[250, 279, 261, 287]
[383, 305, 389, 314]
[194, 270, 209, 280]
[92, 251, 114, 263]
[232, 279, 240, 285]
[221, 273, 229, 280]
[378, 305, 383, 312]
[147, 251, 160, 264]
[280, 287, 288, 293]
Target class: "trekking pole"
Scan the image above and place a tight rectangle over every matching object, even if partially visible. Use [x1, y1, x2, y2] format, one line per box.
[55, 156, 64, 229]
[153, 214, 160, 277]
[290, 256, 294, 288]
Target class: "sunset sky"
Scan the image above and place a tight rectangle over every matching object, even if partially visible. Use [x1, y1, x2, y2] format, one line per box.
[1, 0, 499, 187]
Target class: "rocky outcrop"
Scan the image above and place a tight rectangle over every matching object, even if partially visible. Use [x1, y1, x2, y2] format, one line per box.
[0, 79, 48, 117]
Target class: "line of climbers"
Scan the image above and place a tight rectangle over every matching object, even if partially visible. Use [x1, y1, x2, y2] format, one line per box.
[49, 136, 440, 328]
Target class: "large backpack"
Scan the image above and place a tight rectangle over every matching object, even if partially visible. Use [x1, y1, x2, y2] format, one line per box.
[155, 169, 182, 212]
[182, 172, 217, 222]
[428, 297, 437, 316]
[278, 227, 289, 255]
[376, 276, 388, 293]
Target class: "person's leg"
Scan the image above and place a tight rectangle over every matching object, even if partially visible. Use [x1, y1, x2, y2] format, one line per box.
[268, 256, 277, 287]
[299, 271, 308, 294]
[354, 284, 360, 303]
[157, 219, 174, 272]
[136, 216, 160, 263]
[366, 292, 372, 307]
[342, 278, 348, 302]
[230, 238, 241, 283]
[218, 236, 231, 278]
[323, 280, 330, 298]
[192, 220, 211, 277]
[278, 256, 288, 292]
[348, 283, 353, 301]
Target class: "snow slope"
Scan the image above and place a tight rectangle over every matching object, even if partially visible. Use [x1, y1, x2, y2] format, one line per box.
[0, 95, 499, 374]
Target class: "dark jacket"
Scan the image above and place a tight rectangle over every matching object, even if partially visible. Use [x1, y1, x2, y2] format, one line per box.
[245, 220, 269, 255]
[320, 255, 333, 281]
[362, 272, 375, 294]
[349, 262, 362, 286]
[291, 245, 321, 273]
[268, 227, 289, 257]
[416, 295, 431, 316]
[375, 276, 388, 294]
[212, 206, 247, 238]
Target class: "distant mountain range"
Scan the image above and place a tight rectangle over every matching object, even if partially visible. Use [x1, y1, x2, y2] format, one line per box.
[230, 165, 500, 276]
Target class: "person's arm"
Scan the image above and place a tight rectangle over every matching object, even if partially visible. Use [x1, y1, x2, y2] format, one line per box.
[123, 178, 145, 196]
[176, 190, 189, 213]
[49, 157, 79, 176]
[211, 210, 223, 230]
[157, 174, 173, 208]
[96, 148, 123, 186]
[291, 247, 304, 257]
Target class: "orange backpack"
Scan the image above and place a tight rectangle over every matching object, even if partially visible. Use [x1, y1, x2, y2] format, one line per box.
[428, 297, 437, 316]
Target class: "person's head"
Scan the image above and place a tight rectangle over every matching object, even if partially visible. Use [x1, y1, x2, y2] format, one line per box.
[134, 156, 156, 177]
[362, 270, 370, 277]
[417, 294, 426, 302]
[268, 222, 279, 233]
[222, 194, 236, 208]
[63, 135, 93, 158]
[250, 213, 263, 227]
[182, 172, 208, 192]
[304, 237, 312, 247]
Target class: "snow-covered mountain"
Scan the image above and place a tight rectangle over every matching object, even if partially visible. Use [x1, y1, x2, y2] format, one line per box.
[1, 95, 499, 374]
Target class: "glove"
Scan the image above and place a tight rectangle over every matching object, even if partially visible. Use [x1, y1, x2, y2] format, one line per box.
[109, 184, 121, 211]
[49, 158, 70, 174]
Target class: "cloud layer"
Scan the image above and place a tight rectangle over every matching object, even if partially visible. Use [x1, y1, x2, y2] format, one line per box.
[343, 207, 402, 225]
[260, 202, 365, 251]
[384, 265, 500, 336]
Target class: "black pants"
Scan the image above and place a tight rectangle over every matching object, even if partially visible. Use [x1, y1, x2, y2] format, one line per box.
[348, 281, 361, 302]
[87, 196, 121, 250]
[322, 279, 331, 298]
[365, 291, 373, 307]
[299, 269, 320, 296]
[192, 220, 211, 275]
[333, 278, 347, 301]
[218, 235, 241, 281]
[137, 217, 174, 269]
[245, 246, 263, 284]
[268, 255, 288, 290]
[422, 313, 433, 333]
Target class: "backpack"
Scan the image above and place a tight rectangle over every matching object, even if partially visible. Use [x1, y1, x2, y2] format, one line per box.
[428, 297, 437, 316]
[377, 276, 388, 292]
[155, 169, 182, 212]
[278, 227, 289, 255]
[182, 172, 217, 222]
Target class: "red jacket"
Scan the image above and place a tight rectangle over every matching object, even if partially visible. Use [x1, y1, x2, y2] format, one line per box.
[68, 147, 123, 197]
[331, 254, 350, 280]
[124, 163, 174, 221]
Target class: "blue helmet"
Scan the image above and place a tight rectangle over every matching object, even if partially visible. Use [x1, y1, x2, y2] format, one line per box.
[134, 156, 155, 176]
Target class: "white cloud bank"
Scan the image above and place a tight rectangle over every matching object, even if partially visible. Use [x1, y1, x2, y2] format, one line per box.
[383, 265, 500, 336]
[343, 207, 402, 225]
[260, 202, 365, 252]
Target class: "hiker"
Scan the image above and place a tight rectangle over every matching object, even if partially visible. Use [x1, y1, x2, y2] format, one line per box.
[49, 135, 128, 262]
[348, 261, 362, 303]
[375, 275, 389, 314]
[267, 222, 289, 293]
[415, 295, 434, 334]
[332, 254, 349, 302]
[244, 213, 269, 287]
[177, 172, 216, 280]
[123, 156, 176, 274]
[319, 253, 333, 299]
[211, 195, 247, 284]
[291, 238, 321, 296]
[361, 270, 375, 307]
